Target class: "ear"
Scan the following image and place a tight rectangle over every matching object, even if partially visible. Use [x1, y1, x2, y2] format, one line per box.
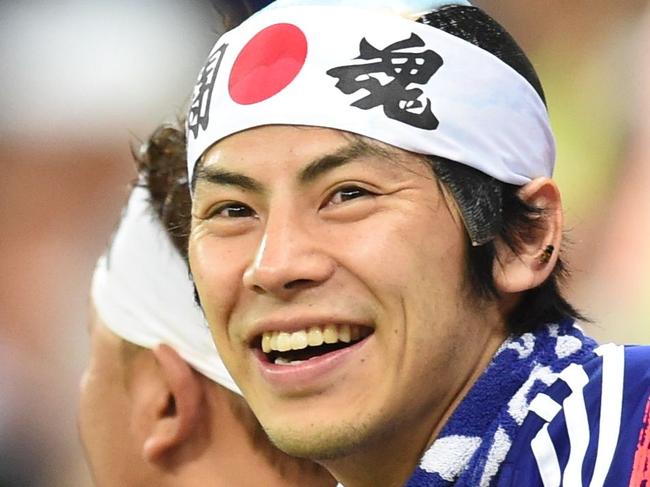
[141, 344, 203, 463]
[493, 177, 563, 294]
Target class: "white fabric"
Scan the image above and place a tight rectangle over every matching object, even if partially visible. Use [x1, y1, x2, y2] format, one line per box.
[186, 3, 554, 187]
[91, 187, 241, 395]
[260, 0, 471, 20]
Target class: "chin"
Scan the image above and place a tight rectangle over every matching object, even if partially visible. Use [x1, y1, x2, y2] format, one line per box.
[264, 419, 375, 461]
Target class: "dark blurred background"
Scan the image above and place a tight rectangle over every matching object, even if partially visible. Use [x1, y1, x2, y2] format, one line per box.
[1, 1, 648, 485]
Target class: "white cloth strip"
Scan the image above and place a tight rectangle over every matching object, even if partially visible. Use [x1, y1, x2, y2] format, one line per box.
[91, 187, 241, 395]
[559, 363, 590, 487]
[419, 434, 482, 480]
[479, 426, 511, 487]
[529, 393, 562, 423]
[588, 344, 625, 487]
[186, 3, 554, 187]
[532, 424, 562, 487]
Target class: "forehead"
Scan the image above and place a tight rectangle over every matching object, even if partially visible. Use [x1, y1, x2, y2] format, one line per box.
[203, 125, 351, 166]
[199, 125, 425, 178]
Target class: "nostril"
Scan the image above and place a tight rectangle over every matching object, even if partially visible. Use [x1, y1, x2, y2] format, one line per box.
[252, 284, 266, 294]
[284, 278, 316, 290]
[250, 278, 318, 294]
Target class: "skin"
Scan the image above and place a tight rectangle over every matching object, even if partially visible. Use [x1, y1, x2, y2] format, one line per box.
[79, 304, 335, 487]
[79, 306, 159, 487]
[189, 125, 524, 486]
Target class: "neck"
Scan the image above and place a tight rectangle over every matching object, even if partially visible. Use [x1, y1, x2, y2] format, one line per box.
[321, 327, 507, 487]
[319, 426, 432, 487]
[194, 384, 335, 487]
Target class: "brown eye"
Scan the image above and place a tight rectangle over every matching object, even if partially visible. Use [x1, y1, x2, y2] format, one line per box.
[211, 203, 256, 219]
[329, 186, 375, 205]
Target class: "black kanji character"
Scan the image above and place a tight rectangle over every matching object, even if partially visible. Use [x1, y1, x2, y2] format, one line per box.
[188, 43, 228, 139]
[327, 33, 443, 130]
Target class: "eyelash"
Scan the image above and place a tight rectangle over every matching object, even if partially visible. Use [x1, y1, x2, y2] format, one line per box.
[326, 185, 377, 206]
[208, 202, 256, 219]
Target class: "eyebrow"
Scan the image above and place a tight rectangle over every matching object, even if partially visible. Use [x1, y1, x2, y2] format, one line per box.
[298, 139, 379, 184]
[193, 165, 264, 193]
[192, 137, 386, 192]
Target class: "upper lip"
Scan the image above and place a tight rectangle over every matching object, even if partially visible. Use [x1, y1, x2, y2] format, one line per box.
[245, 314, 374, 346]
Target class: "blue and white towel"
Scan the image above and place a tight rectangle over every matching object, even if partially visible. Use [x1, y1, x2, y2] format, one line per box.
[406, 321, 650, 486]
[498, 342, 650, 487]
[406, 320, 598, 486]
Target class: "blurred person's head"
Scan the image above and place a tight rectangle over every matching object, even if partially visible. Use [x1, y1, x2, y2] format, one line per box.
[79, 185, 334, 487]
[181, 1, 583, 484]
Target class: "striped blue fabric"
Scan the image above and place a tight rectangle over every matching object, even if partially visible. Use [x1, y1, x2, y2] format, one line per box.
[498, 344, 650, 487]
[401, 322, 650, 486]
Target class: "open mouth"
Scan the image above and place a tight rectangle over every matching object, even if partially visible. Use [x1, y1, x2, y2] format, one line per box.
[254, 324, 373, 366]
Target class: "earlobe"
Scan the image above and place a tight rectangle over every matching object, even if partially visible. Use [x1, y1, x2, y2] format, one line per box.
[493, 177, 563, 294]
[141, 344, 203, 464]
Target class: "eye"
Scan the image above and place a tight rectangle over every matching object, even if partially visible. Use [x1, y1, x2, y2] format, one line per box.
[328, 185, 376, 206]
[209, 202, 256, 219]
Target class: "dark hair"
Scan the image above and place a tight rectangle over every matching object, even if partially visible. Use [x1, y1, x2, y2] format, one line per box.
[415, 6, 585, 333]
[136, 5, 584, 335]
[207, 0, 273, 31]
[133, 124, 191, 260]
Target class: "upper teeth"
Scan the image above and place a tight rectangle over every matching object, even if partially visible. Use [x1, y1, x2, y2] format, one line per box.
[261, 324, 363, 354]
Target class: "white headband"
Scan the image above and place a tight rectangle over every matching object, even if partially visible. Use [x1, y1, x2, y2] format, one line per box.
[186, 1, 554, 187]
[259, 0, 471, 20]
[91, 187, 241, 395]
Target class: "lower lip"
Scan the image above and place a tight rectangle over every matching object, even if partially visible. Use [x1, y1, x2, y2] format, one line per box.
[254, 335, 372, 390]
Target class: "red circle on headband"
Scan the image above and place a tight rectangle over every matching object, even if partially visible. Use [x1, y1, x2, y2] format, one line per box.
[229, 23, 308, 105]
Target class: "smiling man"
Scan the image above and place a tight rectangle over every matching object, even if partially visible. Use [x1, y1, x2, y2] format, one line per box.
[190, 125, 512, 485]
[182, 0, 650, 485]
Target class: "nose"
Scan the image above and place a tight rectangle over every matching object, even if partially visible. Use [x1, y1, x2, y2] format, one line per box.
[243, 213, 335, 298]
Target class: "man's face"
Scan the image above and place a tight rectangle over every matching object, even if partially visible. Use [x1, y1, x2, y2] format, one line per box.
[78, 306, 146, 487]
[189, 125, 505, 460]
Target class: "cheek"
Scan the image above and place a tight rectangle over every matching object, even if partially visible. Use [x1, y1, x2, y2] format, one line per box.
[189, 234, 252, 344]
[78, 362, 101, 422]
[400, 206, 467, 295]
[191, 236, 238, 303]
[77, 371, 92, 440]
[78, 370, 107, 460]
[337, 208, 466, 298]
[346, 208, 469, 372]
[402, 234, 467, 342]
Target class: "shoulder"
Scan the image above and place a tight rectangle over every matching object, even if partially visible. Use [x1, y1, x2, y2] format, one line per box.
[620, 343, 650, 383]
[498, 343, 650, 487]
